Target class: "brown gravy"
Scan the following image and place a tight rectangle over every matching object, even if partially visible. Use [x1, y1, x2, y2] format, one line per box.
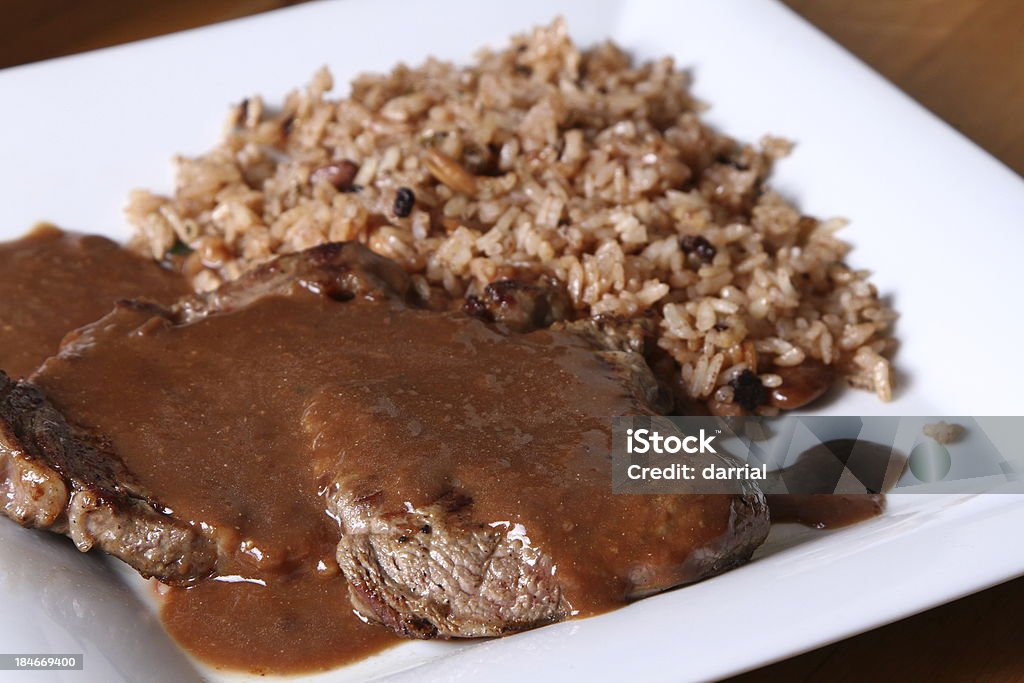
[766, 438, 893, 529]
[28, 280, 752, 671]
[0, 231, 884, 674]
[0, 225, 188, 379]
[36, 293, 659, 586]
[32, 290, 416, 672]
[36, 290, 741, 602]
[767, 494, 884, 529]
[161, 573, 396, 675]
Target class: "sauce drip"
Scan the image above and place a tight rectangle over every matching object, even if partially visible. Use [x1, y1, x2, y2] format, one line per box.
[0, 225, 188, 378]
[161, 574, 396, 675]
[767, 439, 895, 528]
[767, 493, 884, 529]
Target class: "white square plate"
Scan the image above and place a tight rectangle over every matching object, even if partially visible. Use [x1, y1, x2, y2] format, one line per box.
[1, 1, 1023, 681]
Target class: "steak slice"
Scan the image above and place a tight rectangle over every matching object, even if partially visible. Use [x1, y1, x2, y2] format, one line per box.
[0, 225, 189, 379]
[462, 278, 574, 332]
[322, 317, 769, 639]
[0, 372, 217, 581]
[1, 240, 770, 639]
[0, 242, 414, 583]
[334, 484, 768, 638]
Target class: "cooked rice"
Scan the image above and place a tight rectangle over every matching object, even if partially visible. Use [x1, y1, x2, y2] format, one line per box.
[923, 421, 964, 444]
[126, 18, 897, 412]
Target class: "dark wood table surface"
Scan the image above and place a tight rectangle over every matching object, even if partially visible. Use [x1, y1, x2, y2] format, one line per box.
[2, 1, 1022, 681]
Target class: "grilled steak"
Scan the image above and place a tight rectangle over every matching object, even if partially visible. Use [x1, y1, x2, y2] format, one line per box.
[333, 482, 768, 638]
[0, 241, 769, 640]
[0, 372, 218, 581]
[0, 243, 413, 583]
[0, 225, 188, 379]
[462, 277, 574, 332]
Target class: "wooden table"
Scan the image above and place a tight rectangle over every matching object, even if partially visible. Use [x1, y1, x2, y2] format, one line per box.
[2, 2, 1022, 681]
